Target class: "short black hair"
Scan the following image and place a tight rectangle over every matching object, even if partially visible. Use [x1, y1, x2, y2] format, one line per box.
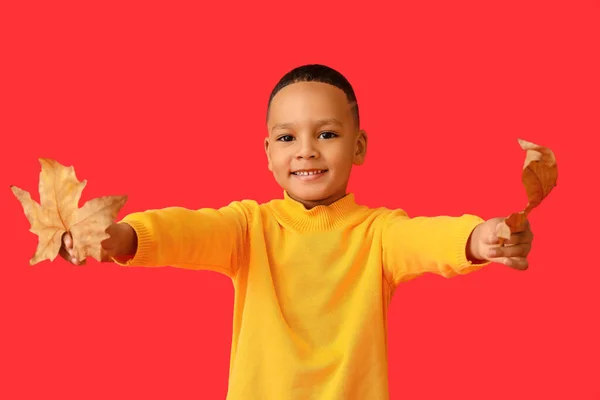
[267, 64, 360, 127]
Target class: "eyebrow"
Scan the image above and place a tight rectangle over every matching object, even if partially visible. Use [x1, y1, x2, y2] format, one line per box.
[271, 118, 344, 132]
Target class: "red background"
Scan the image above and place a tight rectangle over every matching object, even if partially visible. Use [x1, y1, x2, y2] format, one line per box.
[1, 1, 598, 399]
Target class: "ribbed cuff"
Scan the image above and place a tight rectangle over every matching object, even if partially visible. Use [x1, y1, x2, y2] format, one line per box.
[453, 214, 491, 270]
[110, 218, 155, 266]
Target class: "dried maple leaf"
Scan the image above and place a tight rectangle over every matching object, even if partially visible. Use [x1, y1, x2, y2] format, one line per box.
[497, 138, 558, 243]
[11, 158, 127, 265]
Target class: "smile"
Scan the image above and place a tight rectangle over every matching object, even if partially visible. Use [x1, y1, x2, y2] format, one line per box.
[291, 169, 328, 180]
[292, 169, 327, 176]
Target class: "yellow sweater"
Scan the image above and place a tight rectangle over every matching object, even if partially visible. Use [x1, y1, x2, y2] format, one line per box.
[114, 192, 490, 399]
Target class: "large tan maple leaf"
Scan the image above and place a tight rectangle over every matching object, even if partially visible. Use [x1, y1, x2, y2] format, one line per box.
[11, 158, 127, 265]
[497, 138, 558, 243]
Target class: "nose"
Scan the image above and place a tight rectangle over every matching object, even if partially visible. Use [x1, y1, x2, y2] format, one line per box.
[296, 137, 319, 159]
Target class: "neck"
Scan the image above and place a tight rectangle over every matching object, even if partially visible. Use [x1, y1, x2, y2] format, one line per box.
[271, 190, 363, 231]
[287, 192, 348, 209]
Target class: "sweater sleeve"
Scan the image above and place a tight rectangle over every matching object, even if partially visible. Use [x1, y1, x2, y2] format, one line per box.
[381, 209, 491, 287]
[111, 201, 250, 278]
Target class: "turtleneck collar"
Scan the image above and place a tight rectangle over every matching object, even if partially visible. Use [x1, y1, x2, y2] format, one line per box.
[268, 191, 366, 231]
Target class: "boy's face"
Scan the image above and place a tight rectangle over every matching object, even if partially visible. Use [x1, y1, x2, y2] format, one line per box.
[265, 81, 367, 208]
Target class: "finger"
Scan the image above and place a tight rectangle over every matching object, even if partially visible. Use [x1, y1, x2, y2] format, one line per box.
[58, 245, 83, 265]
[70, 253, 86, 266]
[59, 234, 76, 263]
[485, 231, 501, 245]
[500, 257, 529, 270]
[62, 231, 73, 250]
[504, 229, 534, 246]
[58, 245, 72, 262]
[100, 248, 112, 263]
[487, 243, 532, 258]
[101, 237, 114, 251]
[488, 256, 529, 270]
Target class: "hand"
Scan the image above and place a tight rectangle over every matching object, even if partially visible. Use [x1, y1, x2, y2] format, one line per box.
[59, 223, 138, 265]
[467, 217, 534, 270]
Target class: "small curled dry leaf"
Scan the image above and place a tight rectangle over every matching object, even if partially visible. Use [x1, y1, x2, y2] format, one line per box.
[11, 158, 127, 265]
[497, 139, 558, 245]
[518, 138, 558, 211]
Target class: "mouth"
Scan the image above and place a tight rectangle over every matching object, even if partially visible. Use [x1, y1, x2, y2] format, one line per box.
[290, 169, 328, 180]
[291, 169, 328, 176]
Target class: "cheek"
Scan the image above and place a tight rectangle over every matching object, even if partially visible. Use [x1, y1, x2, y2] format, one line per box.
[327, 146, 354, 170]
[270, 150, 291, 173]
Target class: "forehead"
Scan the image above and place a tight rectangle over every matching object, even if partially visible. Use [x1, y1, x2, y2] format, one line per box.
[267, 81, 354, 129]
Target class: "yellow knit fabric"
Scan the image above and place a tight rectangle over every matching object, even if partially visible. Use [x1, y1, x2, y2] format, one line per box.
[115, 192, 490, 399]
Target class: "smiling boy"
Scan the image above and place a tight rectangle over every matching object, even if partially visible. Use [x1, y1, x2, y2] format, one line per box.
[61, 64, 534, 399]
[264, 69, 366, 209]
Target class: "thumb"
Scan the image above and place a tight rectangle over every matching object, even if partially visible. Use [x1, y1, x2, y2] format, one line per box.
[99, 247, 112, 262]
[59, 232, 86, 266]
[478, 217, 506, 243]
[495, 220, 511, 241]
[62, 231, 73, 250]
[494, 213, 528, 245]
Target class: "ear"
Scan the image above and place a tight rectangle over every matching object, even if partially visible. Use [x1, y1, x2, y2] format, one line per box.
[353, 129, 368, 165]
[264, 137, 273, 171]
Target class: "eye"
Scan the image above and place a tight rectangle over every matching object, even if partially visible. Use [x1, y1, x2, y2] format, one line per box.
[319, 131, 338, 139]
[276, 134, 294, 142]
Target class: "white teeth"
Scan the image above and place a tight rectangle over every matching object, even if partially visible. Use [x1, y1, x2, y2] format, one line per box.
[294, 170, 324, 176]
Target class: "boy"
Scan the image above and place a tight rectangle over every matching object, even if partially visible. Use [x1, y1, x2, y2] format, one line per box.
[61, 64, 534, 399]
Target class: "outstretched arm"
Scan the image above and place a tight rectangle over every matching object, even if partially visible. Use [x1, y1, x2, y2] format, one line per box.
[60, 202, 250, 277]
[381, 210, 489, 287]
[107, 201, 250, 278]
[382, 210, 534, 288]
